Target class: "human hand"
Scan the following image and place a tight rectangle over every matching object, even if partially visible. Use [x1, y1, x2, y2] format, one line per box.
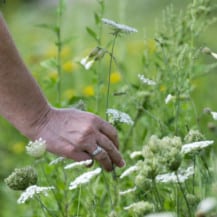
[31, 107, 125, 171]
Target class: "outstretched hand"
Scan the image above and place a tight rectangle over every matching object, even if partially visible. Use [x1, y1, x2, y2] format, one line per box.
[33, 107, 125, 171]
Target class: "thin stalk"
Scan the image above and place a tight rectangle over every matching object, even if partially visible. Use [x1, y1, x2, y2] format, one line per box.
[152, 180, 163, 210]
[175, 172, 192, 217]
[76, 185, 82, 217]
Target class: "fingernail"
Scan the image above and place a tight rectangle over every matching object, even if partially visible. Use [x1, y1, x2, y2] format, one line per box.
[119, 159, 126, 167]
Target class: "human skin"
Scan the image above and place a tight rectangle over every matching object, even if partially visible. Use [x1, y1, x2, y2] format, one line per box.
[0, 14, 125, 171]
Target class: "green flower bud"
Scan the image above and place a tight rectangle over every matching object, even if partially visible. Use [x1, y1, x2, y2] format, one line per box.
[184, 129, 205, 143]
[4, 166, 38, 191]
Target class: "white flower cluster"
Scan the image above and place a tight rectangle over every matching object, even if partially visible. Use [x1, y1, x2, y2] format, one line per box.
[69, 168, 101, 190]
[181, 140, 214, 155]
[17, 185, 55, 204]
[106, 108, 134, 125]
[138, 74, 156, 86]
[102, 18, 138, 34]
[80, 56, 94, 70]
[211, 111, 217, 120]
[64, 160, 93, 170]
[119, 187, 137, 196]
[156, 166, 194, 183]
[49, 157, 65, 166]
[145, 212, 177, 217]
[120, 165, 138, 179]
[196, 197, 217, 216]
[165, 94, 175, 104]
[130, 151, 142, 159]
[26, 138, 46, 158]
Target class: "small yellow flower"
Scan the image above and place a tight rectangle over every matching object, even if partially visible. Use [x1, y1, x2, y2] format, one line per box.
[63, 89, 76, 100]
[11, 142, 25, 154]
[63, 61, 77, 73]
[160, 85, 167, 92]
[110, 71, 122, 84]
[83, 85, 95, 96]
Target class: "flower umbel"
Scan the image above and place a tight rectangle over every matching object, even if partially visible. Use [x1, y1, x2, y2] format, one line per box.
[102, 18, 138, 34]
[17, 185, 55, 204]
[69, 168, 102, 190]
[138, 74, 156, 86]
[64, 160, 93, 170]
[26, 138, 46, 158]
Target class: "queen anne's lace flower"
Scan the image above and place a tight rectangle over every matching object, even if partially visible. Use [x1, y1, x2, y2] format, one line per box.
[120, 165, 138, 179]
[64, 160, 93, 169]
[138, 74, 156, 86]
[26, 138, 46, 158]
[144, 212, 177, 217]
[156, 166, 194, 183]
[119, 187, 137, 196]
[106, 108, 134, 125]
[49, 157, 65, 166]
[165, 94, 174, 104]
[17, 185, 55, 204]
[102, 18, 138, 34]
[130, 151, 142, 159]
[69, 168, 101, 190]
[181, 140, 214, 155]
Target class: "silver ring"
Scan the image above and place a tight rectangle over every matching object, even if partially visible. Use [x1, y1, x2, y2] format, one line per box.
[92, 146, 103, 157]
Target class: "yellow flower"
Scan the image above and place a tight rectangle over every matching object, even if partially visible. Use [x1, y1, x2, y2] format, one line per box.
[83, 85, 95, 96]
[63, 89, 76, 100]
[11, 142, 25, 154]
[110, 71, 122, 84]
[160, 85, 166, 92]
[62, 60, 77, 73]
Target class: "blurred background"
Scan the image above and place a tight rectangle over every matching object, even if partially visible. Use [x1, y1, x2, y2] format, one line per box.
[0, 0, 216, 216]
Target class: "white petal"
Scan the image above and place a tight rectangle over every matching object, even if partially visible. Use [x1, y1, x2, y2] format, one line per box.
[211, 111, 217, 120]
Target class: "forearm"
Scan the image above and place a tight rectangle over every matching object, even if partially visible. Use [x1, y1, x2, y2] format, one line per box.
[0, 14, 50, 138]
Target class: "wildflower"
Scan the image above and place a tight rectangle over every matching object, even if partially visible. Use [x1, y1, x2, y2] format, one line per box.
[83, 85, 95, 96]
[17, 185, 55, 204]
[69, 168, 101, 190]
[5, 166, 37, 191]
[120, 165, 138, 179]
[102, 18, 138, 34]
[119, 187, 137, 196]
[138, 74, 156, 86]
[110, 71, 122, 84]
[196, 197, 217, 217]
[181, 140, 214, 155]
[165, 94, 174, 104]
[49, 157, 65, 166]
[202, 47, 217, 60]
[63, 60, 77, 72]
[106, 108, 134, 125]
[124, 201, 154, 215]
[26, 138, 46, 158]
[80, 47, 106, 70]
[144, 212, 177, 217]
[64, 160, 93, 169]
[130, 151, 142, 159]
[156, 166, 194, 183]
[211, 111, 217, 120]
[184, 129, 205, 143]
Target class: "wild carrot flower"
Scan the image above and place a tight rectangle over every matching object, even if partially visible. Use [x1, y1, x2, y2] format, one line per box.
[165, 94, 174, 104]
[26, 138, 46, 158]
[106, 108, 134, 125]
[138, 74, 156, 86]
[120, 165, 138, 179]
[144, 212, 177, 217]
[64, 160, 92, 169]
[124, 201, 154, 215]
[184, 129, 205, 143]
[211, 111, 217, 120]
[17, 185, 55, 204]
[69, 168, 101, 190]
[155, 166, 194, 183]
[181, 140, 214, 155]
[5, 166, 38, 191]
[119, 187, 137, 196]
[196, 197, 217, 217]
[102, 18, 138, 34]
[130, 151, 142, 159]
[49, 157, 65, 166]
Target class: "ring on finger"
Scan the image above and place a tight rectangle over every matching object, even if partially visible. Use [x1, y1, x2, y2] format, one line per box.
[92, 146, 103, 157]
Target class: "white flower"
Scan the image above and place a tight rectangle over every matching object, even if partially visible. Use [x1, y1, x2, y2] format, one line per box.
[102, 18, 138, 34]
[138, 74, 156, 86]
[106, 108, 134, 125]
[119, 187, 137, 196]
[211, 111, 217, 120]
[130, 151, 142, 159]
[120, 165, 138, 179]
[196, 197, 217, 216]
[145, 212, 177, 217]
[26, 138, 46, 158]
[64, 160, 93, 169]
[49, 157, 65, 166]
[165, 94, 174, 104]
[211, 52, 217, 60]
[156, 166, 194, 183]
[69, 168, 101, 190]
[181, 140, 214, 155]
[80, 57, 95, 70]
[17, 185, 55, 204]
[80, 56, 89, 65]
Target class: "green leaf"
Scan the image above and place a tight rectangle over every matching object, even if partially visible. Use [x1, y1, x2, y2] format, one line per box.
[40, 58, 58, 70]
[94, 12, 100, 24]
[86, 27, 98, 42]
[35, 23, 58, 33]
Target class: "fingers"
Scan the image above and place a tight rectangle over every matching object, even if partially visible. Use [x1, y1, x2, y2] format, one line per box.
[99, 120, 119, 149]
